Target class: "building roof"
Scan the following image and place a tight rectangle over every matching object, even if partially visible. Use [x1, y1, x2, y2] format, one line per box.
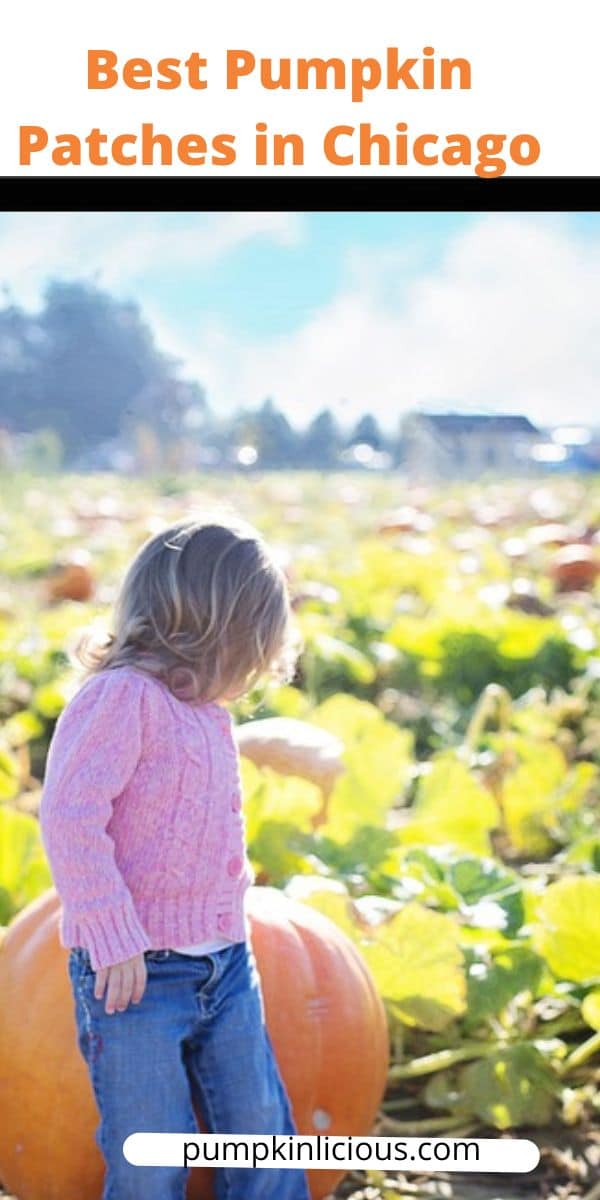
[408, 412, 540, 436]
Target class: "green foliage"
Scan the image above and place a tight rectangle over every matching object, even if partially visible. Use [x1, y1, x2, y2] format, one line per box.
[1, 471, 600, 1136]
[0, 806, 53, 923]
[242, 760, 323, 886]
[298, 885, 467, 1032]
[455, 1044, 558, 1128]
[387, 613, 582, 708]
[437, 631, 579, 705]
[0, 746, 19, 801]
[423, 1042, 560, 1129]
[581, 989, 600, 1031]
[532, 876, 600, 984]
[2, 709, 44, 747]
[398, 753, 500, 856]
[300, 628, 377, 699]
[464, 944, 545, 1028]
[312, 693, 413, 842]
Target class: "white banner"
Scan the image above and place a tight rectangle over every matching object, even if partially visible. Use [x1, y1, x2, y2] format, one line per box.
[0, 0, 597, 176]
[122, 1133, 541, 1173]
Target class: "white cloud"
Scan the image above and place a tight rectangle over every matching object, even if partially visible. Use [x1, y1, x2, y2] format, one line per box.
[1, 211, 599, 433]
[177, 213, 600, 431]
[0, 211, 304, 306]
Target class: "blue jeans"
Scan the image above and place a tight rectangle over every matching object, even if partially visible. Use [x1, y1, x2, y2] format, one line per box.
[68, 941, 311, 1200]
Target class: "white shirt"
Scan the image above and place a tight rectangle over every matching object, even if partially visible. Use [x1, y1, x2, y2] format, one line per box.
[171, 937, 235, 955]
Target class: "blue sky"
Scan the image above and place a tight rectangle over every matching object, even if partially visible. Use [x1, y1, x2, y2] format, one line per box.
[1, 210, 599, 430]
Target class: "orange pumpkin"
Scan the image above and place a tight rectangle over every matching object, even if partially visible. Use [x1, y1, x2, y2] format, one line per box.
[0, 888, 388, 1200]
[44, 556, 95, 603]
[548, 544, 600, 592]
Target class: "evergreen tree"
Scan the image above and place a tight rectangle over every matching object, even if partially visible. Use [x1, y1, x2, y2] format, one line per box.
[301, 409, 341, 468]
[253, 398, 299, 467]
[348, 413, 383, 450]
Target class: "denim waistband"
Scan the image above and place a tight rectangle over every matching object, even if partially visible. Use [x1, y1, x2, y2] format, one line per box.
[70, 941, 247, 973]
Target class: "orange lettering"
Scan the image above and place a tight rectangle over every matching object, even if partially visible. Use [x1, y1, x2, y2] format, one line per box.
[88, 50, 118, 88]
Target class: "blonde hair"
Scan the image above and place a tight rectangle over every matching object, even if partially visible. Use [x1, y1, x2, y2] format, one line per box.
[74, 513, 302, 704]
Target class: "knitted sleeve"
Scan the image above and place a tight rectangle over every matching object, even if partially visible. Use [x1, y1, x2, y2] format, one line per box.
[39, 668, 152, 970]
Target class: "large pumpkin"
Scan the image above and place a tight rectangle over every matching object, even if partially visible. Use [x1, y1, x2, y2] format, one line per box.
[0, 887, 388, 1200]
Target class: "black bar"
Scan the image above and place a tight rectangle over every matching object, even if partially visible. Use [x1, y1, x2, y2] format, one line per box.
[1, 175, 598, 212]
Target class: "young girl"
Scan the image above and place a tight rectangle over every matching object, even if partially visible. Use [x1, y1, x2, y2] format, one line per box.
[39, 514, 311, 1200]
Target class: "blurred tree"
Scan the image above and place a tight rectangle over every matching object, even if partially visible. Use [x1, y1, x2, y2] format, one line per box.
[253, 398, 299, 467]
[0, 278, 396, 475]
[19, 428, 64, 473]
[229, 407, 260, 460]
[347, 413, 384, 450]
[0, 281, 195, 464]
[132, 422, 162, 474]
[0, 301, 45, 429]
[226, 399, 300, 468]
[301, 409, 341, 468]
[39, 282, 186, 458]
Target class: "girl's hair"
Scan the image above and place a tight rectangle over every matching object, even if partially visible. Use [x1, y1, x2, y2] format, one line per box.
[73, 513, 302, 704]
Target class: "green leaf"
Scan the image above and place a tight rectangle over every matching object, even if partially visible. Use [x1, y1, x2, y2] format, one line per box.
[33, 678, 72, 719]
[448, 856, 525, 937]
[532, 876, 600, 984]
[564, 835, 600, 869]
[269, 686, 312, 719]
[242, 761, 323, 842]
[2, 709, 44, 747]
[312, 825, 400, 878]
[309, 693, 386, 741]
[457, 1044, 557, 1128]
[0, 747, 19, 802]
[398, 754, 500, 856]
[247, 822, 316, 886]
[313, 695, 413, 843]
[309, 633, 376, 684]
[0, 805, 53, 922]
[581, 989, 600, 1031]
[241, 760, 323, 884]
[366, 903, 467, 1031]
[301, 890, 466, 1032]
[502, 742, 577, 857]
[464, 945, 544, 1028]
[551, 762, 598, 816]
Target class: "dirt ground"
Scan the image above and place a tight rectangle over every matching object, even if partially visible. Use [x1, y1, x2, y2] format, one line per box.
[332, 1124, 600, 1200]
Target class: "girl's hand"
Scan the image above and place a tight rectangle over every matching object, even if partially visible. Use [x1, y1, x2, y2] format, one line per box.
[94, 953, 147, 1014]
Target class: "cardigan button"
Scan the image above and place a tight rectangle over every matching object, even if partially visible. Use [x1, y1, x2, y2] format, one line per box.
[231, 793, 241, 812]
[227, 855, 242, 878]
[217, 912, 232, 933]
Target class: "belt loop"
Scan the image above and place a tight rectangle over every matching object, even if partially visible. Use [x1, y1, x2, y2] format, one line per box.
[203, 952, 219, 988]
[208, 947, 229, 986]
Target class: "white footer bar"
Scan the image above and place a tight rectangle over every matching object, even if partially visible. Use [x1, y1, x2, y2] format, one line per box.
[123, 1133, 540, 1172]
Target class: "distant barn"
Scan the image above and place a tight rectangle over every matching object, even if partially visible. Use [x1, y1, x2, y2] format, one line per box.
[399, 411, 540, 479]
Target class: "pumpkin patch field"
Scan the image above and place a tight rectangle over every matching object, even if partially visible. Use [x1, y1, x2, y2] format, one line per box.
[0, 468, 599, 1200]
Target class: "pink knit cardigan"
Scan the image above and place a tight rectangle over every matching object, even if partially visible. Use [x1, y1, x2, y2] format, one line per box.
[39, 665, 255, 969]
